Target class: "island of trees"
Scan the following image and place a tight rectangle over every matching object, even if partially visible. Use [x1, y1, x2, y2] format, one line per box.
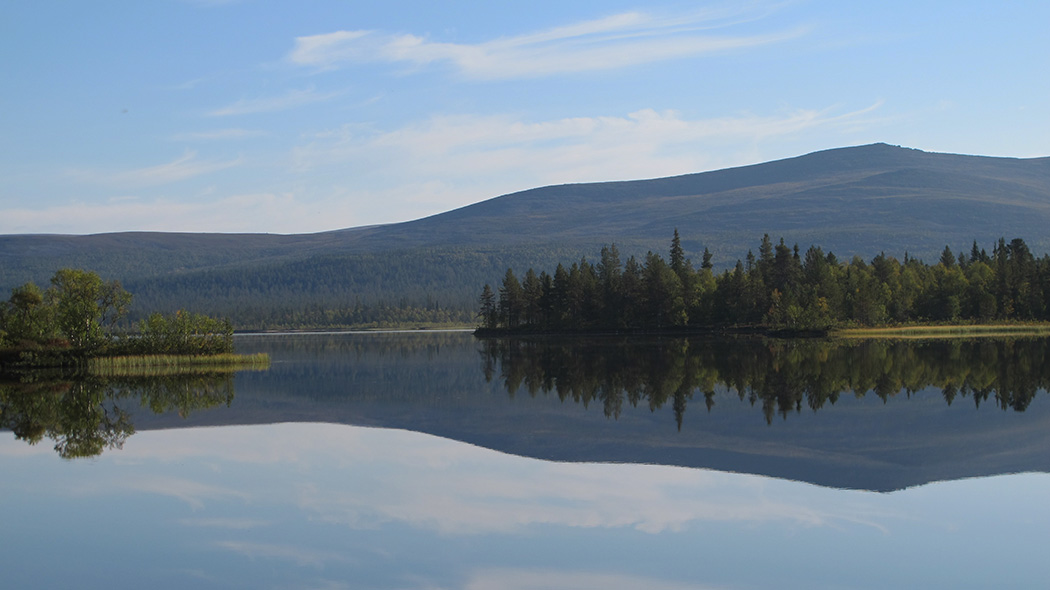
[477, 231, 1050, 334]
[0, 268, 260, 371]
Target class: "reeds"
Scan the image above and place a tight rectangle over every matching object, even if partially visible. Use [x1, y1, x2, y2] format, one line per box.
[833, 324, 1050, 339]
[86, 353, 270, 377]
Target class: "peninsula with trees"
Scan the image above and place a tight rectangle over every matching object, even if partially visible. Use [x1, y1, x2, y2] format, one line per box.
[0, 268, 266, 372]
[477, 231, 1050, 334]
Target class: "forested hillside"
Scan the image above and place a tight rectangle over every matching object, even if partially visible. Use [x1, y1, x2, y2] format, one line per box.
[122, 245, 593, 329]
[3, 143, 1050, 328]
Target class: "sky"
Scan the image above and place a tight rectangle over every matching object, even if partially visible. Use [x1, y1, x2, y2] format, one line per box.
[2, 1, 1048, 235]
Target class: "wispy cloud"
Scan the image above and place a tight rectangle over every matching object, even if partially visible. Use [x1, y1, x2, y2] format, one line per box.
[464, 568, 724, 590]
[0, 191, 347, 234]
[67, 151, 241, 188]
[291, 102, 883, 216]
[364, 103, 884, 158]
[269, 423, 895, 536]
[213, 541, 347, 567]
[179, 517, 272, 530]
[102, 476, 250, 510]
[8, 101, 883, 235]
[287, 8, 808, 79]
[171, 128, 268, 141]
[208, 87, 340, 116]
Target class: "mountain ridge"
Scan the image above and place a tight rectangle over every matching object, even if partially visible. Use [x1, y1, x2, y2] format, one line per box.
[4, 142, 1050, 325]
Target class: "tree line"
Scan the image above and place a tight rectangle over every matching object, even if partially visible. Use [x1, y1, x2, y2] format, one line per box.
[0, 268, 234, 367]
[478, 231, 1050, 332]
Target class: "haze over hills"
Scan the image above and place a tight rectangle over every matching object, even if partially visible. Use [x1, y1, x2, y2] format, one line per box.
[4, 143, 1050, 326]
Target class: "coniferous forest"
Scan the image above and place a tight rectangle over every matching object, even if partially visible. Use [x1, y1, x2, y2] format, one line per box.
[478, 231, 1050, 333]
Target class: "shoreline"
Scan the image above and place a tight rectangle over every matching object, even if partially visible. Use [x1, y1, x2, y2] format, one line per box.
[474, 322, 1050, 340]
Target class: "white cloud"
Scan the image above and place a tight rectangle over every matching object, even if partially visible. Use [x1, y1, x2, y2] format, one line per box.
[212, 541, 347, 567]
[3, 101, 882, 235]
[0, 191, 351, 235]
[291, 102, 883, 217]
[287, 30, 373, 70]
[208, 87, 340, 116]
[95, 476, 250, 510]
[179, 517, 272, 529]
[0, 434, 53, 457]
[463, 569, 724, 590]
[287, 9, 808, 79]
[174, 424, 885, 537]
[171, 128, 268, 141]
[67, 151, 241, 189]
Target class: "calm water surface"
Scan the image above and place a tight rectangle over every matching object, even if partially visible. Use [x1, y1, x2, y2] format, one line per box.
[2, 332, 1049, 589]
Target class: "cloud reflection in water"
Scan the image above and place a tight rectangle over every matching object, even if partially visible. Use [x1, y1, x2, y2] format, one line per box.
[108, 422, 894, 535]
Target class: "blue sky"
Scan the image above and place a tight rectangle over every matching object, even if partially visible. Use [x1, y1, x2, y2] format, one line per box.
[2, 1, 1048, 234]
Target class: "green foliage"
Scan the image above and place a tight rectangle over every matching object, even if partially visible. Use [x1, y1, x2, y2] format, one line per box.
[117, 246, 593, 330]
[2, 282, 54, 344]
[478, 284, 498, 329]
[47, 268, 132, 350]
[480, 232, 1050, 333]
[122, 311, 234, 356]
[1, 269, 237, 365]
[0, 269, 131, 353]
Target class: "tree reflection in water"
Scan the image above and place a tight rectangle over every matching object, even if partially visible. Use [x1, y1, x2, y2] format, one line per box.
[480, 336, 1050, 427]
[0, 373, 234, 458]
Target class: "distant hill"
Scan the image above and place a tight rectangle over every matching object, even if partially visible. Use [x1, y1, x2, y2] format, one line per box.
[3, 143, 1050, 327]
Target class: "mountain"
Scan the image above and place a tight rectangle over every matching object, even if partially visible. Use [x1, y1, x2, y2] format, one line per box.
[4, 143, 1050, 325]
[346, 142, 1050, 254]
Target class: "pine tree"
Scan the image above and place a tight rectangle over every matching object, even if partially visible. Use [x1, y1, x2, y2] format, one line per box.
[498, 268, 524, 329]
[669, 229, 687, 278]
[478, 284, 497, 328]
[940, 245, 956, 268]
[701, 247, 713, 270]
[522, 269, 543, 328]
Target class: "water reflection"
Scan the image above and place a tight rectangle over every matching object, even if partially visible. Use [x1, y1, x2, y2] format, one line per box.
[0, 373, 235, 458]
[2, 422, 1047, 589]
[481, 336, 1050, 426]
[3, 333, 1050, 588]
[221, 332, 1050, 491]
[8, 333, 1050, 489]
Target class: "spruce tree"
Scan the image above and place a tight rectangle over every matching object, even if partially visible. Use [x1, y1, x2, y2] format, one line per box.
[701, 247, 713, 270]
[478, 284, 497, 328]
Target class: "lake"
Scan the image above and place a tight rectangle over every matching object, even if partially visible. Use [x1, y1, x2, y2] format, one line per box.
[2, 331, 1049, 589]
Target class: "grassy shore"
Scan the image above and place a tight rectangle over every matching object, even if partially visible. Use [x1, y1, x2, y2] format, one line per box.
[86, 353, 270, 377]
[832, 324, 1050, 339]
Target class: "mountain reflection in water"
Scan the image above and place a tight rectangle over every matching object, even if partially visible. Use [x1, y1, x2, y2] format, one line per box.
[4, 332, 1049, 590]
[4, 332, 1050, 492]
